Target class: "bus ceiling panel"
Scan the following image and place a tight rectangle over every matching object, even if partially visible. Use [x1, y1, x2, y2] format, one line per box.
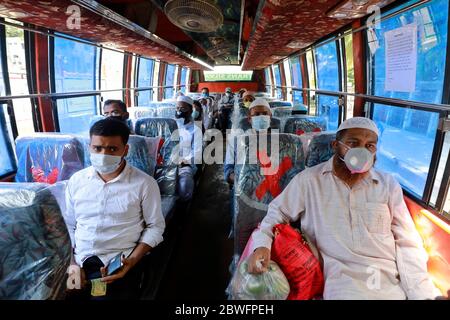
[150, 0, 243, 66]
[241, 0, 393, 70]
[0, 0, 212, 70]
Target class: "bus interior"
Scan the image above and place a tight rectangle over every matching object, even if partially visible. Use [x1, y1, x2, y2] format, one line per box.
[0, 0, 449, 301]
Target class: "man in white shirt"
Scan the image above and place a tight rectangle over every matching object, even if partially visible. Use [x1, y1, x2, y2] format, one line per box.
[248, 117, 440, 300]
[66, 118, 165, 299]
[174, 95, 203, 202]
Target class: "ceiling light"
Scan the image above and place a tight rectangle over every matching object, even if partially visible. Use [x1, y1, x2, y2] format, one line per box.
[327, 0, 396, 20]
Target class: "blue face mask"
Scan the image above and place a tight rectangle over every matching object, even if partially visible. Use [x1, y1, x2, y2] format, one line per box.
[251, 115, 271, 131]
[192, 110, 200, 119]
[202, 93, 208, 98]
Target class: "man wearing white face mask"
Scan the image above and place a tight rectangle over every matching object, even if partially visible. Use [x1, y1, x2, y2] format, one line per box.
[224, 98, 272, 187]
[65, 118, 165, 300]
[248, 117, 440, 300]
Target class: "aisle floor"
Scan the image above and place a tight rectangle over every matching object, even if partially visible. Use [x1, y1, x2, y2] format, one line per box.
[156, 163, 234, 300]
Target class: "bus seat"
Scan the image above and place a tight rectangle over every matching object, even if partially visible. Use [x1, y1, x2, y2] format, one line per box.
[128, 106, 156, 119]
[233, 133, 305, 259]
[283, 115, 328, 134]
[236, 117, 281, 132]
[305, 132, 336, 167]
[15, 133, 85, 184]
[269, 101, 292, 108]
[156, 107, 177, 118]
[135, 118, 178, 138]
[273, 107, 293, 118]
[0, 182, 71, 299]
[148, 101, 176, 109]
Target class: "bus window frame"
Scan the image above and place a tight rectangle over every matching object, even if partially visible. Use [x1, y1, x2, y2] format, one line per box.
[134, 55, 156, 106]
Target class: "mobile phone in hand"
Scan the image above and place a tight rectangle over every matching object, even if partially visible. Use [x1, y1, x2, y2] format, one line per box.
[107, 252, 123, 276]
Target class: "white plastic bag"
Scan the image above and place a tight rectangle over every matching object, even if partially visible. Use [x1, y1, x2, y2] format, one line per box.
[228, 258, 290, 300]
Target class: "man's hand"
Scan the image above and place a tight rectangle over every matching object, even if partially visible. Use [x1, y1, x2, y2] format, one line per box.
[247, 247, 271, 274]
[100, 256, 137, 284]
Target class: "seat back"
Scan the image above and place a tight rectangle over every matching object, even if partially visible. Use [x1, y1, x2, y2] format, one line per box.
[305, 132, 336, 167]
[0, 182, 71, 299]
[134, 118, 178, 196]
[135, 117, 178, 138]
[156, 107, 177, 118]
[272, 107, 293, 118]
[233, 133, 305, 257]
[283, 115, 327, 135]
[269, 101, 292, 108]
[128, 106, 156, 119]
[15, 133, 85, 184]
[148, 101, 176, 109]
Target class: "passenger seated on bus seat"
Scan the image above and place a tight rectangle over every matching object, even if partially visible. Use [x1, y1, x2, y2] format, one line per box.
[174, 95, 202, 202]
[193, 100, 205, 133]
[247, 117, 441, 300]
[103, 99, 134, 134]
[65, 118, 165, 300]
[241, 91, 255, 109]
[218, 87, 235, 132]
[224, 98, 272, 188]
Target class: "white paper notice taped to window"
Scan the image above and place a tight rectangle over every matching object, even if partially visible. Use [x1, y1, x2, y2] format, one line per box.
[384, 24, 418, 92]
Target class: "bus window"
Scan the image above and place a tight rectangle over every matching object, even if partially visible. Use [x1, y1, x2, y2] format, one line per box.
[0, 104, 15, 177]
[306, 50, 316, 115]
[372, 103, 440, 198]
[272, 64, 282, 99]
[369, 0, 448, 104]
[344, 34, 354, 119]
[55, 96, 98, 134]
[283, 59, 292, 102]
[53, 36, 99, 134]
[430, 131, 450, 208]
[315, 40, 340, 130]
[289, 56, 302, 105]
[264, 67, 272, 94]
[101, 49, 125, 101]
[163, 64, 175, 99]
[5, 23, 34, 136]
[136, 57, 154, 107]
[179, 67, 187, 94]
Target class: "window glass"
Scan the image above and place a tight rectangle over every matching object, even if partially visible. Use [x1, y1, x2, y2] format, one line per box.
[180, 67, 187, 93]
[57, 96, 98, 134]
[5, 24, 34, 135]
[315, 41, 340, 91]
[0, 31, 5, 96]
[0, 104, 15, 176]
[54, 37, 97, 93]
[306, 50, 317, 115]
[317, 94, 339, 130]
[137, 57, 154, 107]
[289, 56, 303, 105]
[272, 64, 283, 99]
[164, 64, 176, 99]
[101, 49, 124, 101]
[264, 67, 272, 93]
[369, 0, 448, 104]
[344, 34, 355, 119]
[430, 131, 449, 206]
[372, 103, 440, 197]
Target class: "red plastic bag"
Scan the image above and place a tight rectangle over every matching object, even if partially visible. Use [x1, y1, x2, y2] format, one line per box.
[271, 224, 324, 300]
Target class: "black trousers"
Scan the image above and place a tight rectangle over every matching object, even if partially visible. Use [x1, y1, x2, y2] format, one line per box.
[66, 255, 143, 300]
[219, 108, 233, 132]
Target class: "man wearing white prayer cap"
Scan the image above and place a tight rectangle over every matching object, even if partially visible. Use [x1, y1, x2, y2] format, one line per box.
[248, 117, 441, 300]
[175, 95, 202, 202]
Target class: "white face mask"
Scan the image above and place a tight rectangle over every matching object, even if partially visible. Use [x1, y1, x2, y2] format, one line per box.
[338, 141, 374, 174]
[90, 153, 123, 174]
[251, 115, 271, 131]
